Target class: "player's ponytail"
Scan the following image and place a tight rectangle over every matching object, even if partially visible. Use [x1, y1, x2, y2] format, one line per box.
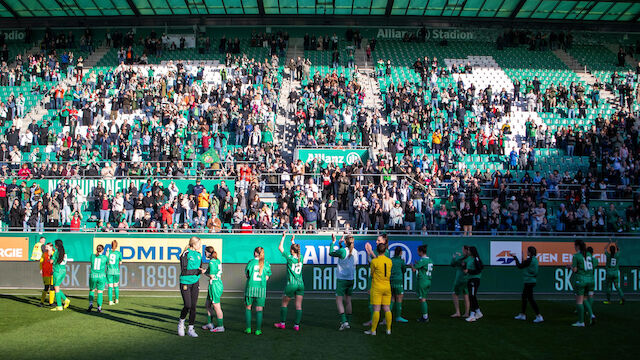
[586, 246, 594, 255]
[255, 247, 265, 274]
[394, 246, 403, 257]
[111, 240, 118, 251]
[96, 244, 104, 255]
[345, 235, 355, 258]
[205, 246, 218, 260]
[609, 245, 616, 257]
[291, 243, 301, 259]
[527, 246, 537, 257]
[54, 239, 65, 265]
[575, 240, 586, 257]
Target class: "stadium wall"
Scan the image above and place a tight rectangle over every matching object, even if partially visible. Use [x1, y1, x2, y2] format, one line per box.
[1, 233, 639, 294]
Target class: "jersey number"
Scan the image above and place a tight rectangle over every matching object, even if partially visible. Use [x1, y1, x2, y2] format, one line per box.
[585, 257, 593, 271]
[109, 253, 117, 265]
[93, 258, 102, 271]
[252, 265, 262, 282]
[610, 258, 617, 267]
[426, 263, 433, 276]
[292, 263, 302, 275]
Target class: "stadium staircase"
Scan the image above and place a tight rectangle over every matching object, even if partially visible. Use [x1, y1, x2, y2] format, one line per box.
[82, 45, 111, 68]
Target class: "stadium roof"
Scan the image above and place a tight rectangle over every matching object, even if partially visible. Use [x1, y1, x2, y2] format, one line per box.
[0, 0, 639, 21]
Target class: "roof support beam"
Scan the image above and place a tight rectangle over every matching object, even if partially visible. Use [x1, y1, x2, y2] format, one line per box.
[615, 2, 634, 21]
[509, 0, 526, 19]
[597, 2, 617, 21]
[0, 0, 19, 17]
[385, 0, 394, 16]
[257, 0, 264, 15]
[126, 0, 141, 16]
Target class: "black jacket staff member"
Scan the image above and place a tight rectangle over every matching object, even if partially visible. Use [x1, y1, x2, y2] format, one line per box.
[178, 236, 204, 337]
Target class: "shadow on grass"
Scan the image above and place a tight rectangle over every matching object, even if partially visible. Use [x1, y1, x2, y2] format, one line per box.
[72, 306, 176, 335]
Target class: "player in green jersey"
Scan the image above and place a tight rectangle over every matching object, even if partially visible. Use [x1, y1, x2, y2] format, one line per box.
[464, 246, 484, 322]
[275, 233, 304, 331]
[245, 247, 272, 335]
[202, 246, 225, 333]
[106, 240, 123, 305]
[586, 247, 598, 323]
[412, 245, 433, 323]
[178, 237, 204, 337]
[50, 239, 71, 311]
[603, 241, 625, 305]
[389, 246, 408, 323]
[571, 240, 593, 327]
[450, 246, 469, 318]
[512, 246, 543, 323]
[329, 234, 357, 331]
[88, 244, 108, 313]
[363, 234, 389, 327]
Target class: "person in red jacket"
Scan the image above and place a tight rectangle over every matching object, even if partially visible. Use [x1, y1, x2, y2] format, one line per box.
[160, 202, 175, 227]
[70, 212, 82, 231]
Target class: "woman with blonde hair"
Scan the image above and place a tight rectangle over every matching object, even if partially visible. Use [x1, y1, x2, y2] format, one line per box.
[178, 237, 204, 337]
[244, 246, 271, 335]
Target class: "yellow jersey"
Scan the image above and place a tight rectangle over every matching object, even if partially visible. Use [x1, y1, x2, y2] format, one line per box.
[370, 255, 392, 289]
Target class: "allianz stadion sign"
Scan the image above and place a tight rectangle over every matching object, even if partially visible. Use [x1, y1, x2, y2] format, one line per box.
[376, 28, 476, 40]
[296, 148, 369, 167]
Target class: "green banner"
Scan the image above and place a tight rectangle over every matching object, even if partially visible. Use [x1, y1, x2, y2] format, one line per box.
[296, 148, 369, 168]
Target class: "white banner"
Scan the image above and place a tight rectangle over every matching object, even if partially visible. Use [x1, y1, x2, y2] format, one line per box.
[490, 241, 522, 266]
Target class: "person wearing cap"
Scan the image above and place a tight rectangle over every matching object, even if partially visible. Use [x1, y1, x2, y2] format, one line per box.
[390, 200, 404, 230]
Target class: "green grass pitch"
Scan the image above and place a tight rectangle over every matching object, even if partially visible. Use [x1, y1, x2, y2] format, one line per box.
[0, 290, 636, 360]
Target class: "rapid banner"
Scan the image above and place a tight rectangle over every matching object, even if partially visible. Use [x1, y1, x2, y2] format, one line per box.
[490, 241, 609, 266]
[296, 148, 369, 167]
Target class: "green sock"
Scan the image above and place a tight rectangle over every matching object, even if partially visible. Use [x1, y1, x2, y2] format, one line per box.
[56, 292, 61, 307]
[108, 287, 113, 301]
[256, 311, 263, 331]
[60, 291, 67, 302]
[368, 304, 373, 321]
[420, 301, 428, 316]
[89, 292, 94, 304]
[577, 304, 584, 323]
[280, 306, 288, 323]
[295, 309, 302, 325]
[115, 287, 119, 300]
[207, 315, 212, 324]
[97, 292, 103, 307]
[584, 300, 593, 321]
[346, 313, 352, 323]
[245, 309, 252, 329]
[339, 313, 347, 323]
[390, 301, 395, 317]
[217, 318, 223, 327]
[618, 287, 624, 299]
[397, 303, 403, 318]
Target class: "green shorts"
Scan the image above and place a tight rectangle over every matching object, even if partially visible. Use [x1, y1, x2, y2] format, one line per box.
[336, 279, 354, 297]
[208, 282, 224, 304]
[606, 271, 619, 283]
[90, 276, 106, 291]
[245, 296, 265, 307]
[453, 281, 468, 295]
[584, 280, 595, 295]
[417, 281, 431, 299]
[573, 277, 586, 296]
[53, 271, 66, 287]
[107, 274, 121, 284]
[284, 282, 304, 298]
[391, 282, 404, 296]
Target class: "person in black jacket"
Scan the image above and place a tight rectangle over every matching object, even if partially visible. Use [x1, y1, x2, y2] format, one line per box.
[325, 194, 338, 229]
[9, 199, 24, 230]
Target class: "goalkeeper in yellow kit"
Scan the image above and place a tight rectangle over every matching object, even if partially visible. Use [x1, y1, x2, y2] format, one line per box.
[365, 243, 393, 336]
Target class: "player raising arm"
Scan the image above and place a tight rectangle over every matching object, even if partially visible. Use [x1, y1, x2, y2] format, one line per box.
[275, 232, 304, 331]
[329, 233, 357, 331]
[512, 246, 543, 323]
[363, 234, 389, 327]
[412, 245, 433, 323]
[50, 240, 70, 311]
[450, 246, 469, 318]
[88, 245, 108, 312]
[571, 240, 593, 327]
[202, 246, 225, 333]
[245, 247, 271, 335]
[178, 237, 204, 337]
[106, 240, 123, 305]
[365, 242, 393, 336]
[603, 241, 624, 305]
[390, 246, 408, 323]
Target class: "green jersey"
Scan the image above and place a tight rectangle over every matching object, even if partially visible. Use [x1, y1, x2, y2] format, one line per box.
[90, 254, 108, 278]
[585, 252, 598, 282]
[414, 256, 434, 282]
[179, 249, 202, 285]
[516, 256, 538, 284]
[451, 254, 467, 284]
[106, 250, 122, 275]
[464, 256, 482, 279]
[605, 251, 619, 272]
[572, 253, 590, 280]
[245, 258, 272, 298]
[206, 258, 223, 284]
[51, 251, 67, 274]
[390, 255, 407, 284]
[282, 251, 303, 287]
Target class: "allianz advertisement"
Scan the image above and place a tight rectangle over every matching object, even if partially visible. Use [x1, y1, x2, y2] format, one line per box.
[375, 28, 495, 42]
